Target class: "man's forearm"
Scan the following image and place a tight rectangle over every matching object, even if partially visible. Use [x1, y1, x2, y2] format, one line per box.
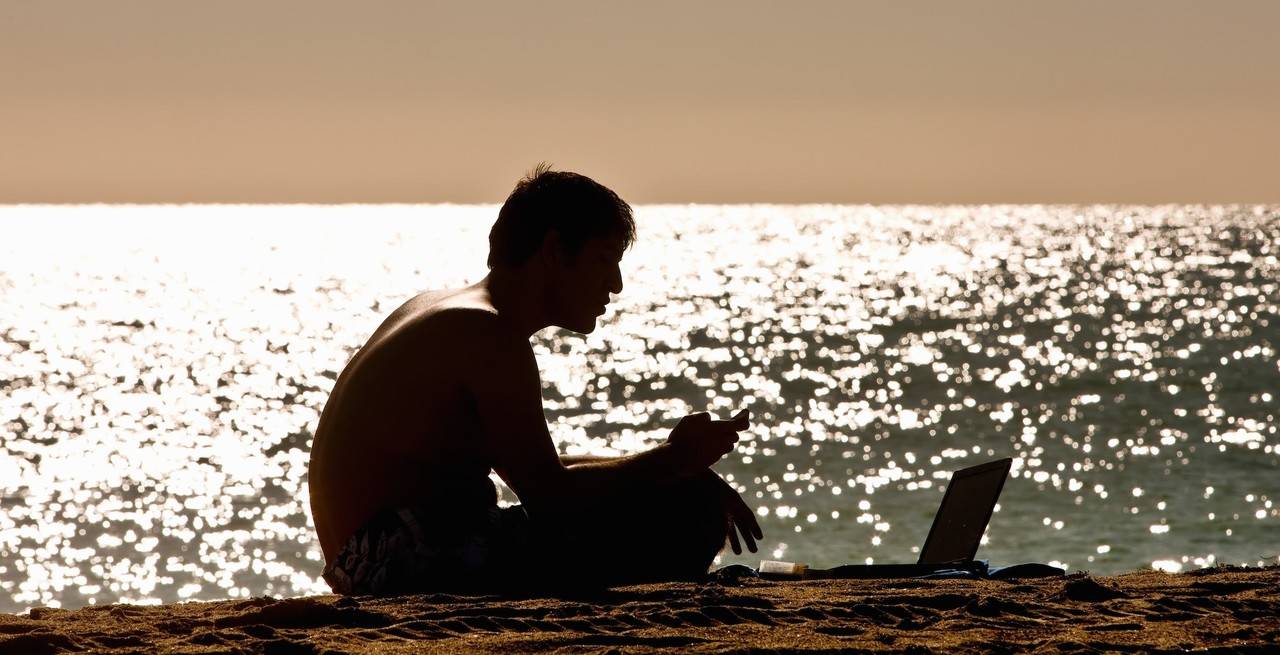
[559, 454, 611, 467]
[561, 442, 685, 493]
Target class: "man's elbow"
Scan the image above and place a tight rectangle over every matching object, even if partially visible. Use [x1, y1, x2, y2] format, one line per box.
[506, 466, 575, 516]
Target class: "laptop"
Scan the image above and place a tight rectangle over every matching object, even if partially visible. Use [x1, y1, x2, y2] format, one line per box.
[759, 457, 1013, 579]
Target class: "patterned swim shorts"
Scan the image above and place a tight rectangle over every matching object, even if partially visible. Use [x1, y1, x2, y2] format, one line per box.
[322, 504, 531, 595]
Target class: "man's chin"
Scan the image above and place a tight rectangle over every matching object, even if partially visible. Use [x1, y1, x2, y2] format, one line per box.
[556, 318, 598, 335]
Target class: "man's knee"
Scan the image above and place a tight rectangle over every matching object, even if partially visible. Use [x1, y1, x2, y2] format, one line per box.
[666, 470, 730, 560]
[546, 471, 730, 584]
[676, 469, 726, 509]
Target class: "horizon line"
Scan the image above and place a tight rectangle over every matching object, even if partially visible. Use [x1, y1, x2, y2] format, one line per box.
[4, 201, 1278, 209]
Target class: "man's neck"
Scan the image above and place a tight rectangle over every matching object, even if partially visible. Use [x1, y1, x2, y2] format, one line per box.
[478, 269, 550, 339]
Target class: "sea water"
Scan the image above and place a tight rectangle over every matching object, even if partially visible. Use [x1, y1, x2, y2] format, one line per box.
[0, 204, 1276, 613]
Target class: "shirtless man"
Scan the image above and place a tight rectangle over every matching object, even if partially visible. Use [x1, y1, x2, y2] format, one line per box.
[308, 166, 762, 594]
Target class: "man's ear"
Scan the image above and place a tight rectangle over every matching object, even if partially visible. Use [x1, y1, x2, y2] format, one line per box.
[538, 229, 564, 271]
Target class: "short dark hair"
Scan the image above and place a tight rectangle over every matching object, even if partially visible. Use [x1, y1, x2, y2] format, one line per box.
[487, 163, 635, 269]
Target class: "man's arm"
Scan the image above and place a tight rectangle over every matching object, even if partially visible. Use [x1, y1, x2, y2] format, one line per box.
[454, 310, 744, 517]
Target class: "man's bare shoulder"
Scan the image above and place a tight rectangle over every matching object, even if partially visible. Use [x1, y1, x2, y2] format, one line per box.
[334, 286, 532, 404]
[381, 287, 526, 357]
[375, 287, 484, 329]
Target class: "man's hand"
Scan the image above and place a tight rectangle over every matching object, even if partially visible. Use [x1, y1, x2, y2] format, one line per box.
[667, 409, 751, 475]
[715, 474, 764, 555]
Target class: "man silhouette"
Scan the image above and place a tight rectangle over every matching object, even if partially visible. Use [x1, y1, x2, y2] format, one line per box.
[309, 165, 762, 594]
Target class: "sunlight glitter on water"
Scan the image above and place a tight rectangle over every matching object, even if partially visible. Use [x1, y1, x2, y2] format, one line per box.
[1, 203, 1278, 612]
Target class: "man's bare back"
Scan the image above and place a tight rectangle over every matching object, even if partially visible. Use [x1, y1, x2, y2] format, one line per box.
[308, 286, 503, 562]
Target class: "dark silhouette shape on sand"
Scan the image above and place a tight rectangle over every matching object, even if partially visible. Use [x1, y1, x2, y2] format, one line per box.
[307, 164, 762, 594]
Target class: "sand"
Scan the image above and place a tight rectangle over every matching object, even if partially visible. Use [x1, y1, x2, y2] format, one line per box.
[2, 566, 1277, 654]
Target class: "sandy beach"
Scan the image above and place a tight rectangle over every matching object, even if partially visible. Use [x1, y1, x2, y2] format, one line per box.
[2, 566, 1276, 654]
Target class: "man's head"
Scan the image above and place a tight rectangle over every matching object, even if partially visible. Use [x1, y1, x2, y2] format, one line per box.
[488, 164, 635, 333]
[488, 164, 635, 269]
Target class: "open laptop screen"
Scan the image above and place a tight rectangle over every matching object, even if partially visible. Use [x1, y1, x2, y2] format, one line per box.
[917, 458, 1012, 565]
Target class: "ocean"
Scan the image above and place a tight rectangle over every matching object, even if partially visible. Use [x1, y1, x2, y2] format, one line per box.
[0, 204, 1276, 614]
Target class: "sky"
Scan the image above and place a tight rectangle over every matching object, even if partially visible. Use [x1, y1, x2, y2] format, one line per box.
[2, 0, 1278, 204]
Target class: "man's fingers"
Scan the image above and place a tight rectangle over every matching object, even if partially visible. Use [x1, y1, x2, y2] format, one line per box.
[741, 524, 758, 553]
[726, 493, 763, 541]
[684, 412, 711, 426]
[710, 413, 749, 454]
[729, 491, 764, 543]
[709, 409, 750, 429]
[717, 481, 764, 554]
[728, 514, 757, 554]
[702, 424, 739, 456]
[738, 503, 763, 542]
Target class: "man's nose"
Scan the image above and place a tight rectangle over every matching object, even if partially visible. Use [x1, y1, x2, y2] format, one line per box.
[609, 269, 624, 295]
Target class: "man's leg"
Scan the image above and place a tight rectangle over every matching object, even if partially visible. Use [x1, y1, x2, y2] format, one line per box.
[624, 468, 731, 581]
[531, 459, 730, 586]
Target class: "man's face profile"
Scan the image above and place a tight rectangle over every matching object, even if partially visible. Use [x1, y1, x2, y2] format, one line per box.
[548, 233, 626, 334]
